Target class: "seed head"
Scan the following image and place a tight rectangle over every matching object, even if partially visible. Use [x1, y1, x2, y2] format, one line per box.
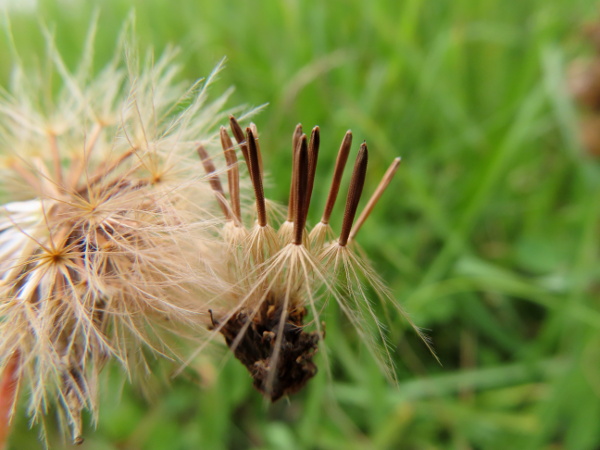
[199, 117, 435, 401]
[0, 27, 234, 444]
[0, 23, 434, 448]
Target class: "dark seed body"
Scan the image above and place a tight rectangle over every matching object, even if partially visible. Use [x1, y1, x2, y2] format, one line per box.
[210, 296, 321, 402]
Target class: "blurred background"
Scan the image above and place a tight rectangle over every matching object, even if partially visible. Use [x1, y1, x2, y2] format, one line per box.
[1, 0, 599, 448]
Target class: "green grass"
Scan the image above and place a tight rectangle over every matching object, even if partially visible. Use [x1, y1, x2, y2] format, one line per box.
[2, 0, 600, 448]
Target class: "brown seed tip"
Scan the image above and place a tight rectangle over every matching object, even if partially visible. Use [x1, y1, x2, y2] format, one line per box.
[197, 143, 230, 219]
[350, 155, 401, 241]
[229, 116, 251, 179]
[229, 115, 245, 143]
[304, 126, 320, 219]
[250, 122, 263, 175]
[293, 124, 303, 152]
[293, 135, 309, 245]
[287, 124, 304, 221]
[246, 127, 267, 227]
[321, 130, 353, 224]
[339, 143, 368, 246]
[220, 127, 242, 223]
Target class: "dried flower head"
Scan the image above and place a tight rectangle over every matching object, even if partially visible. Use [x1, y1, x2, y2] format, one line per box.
[0, 26, 235, 444]
[0, 22, 433, 449]
[197, 117, 435, 401]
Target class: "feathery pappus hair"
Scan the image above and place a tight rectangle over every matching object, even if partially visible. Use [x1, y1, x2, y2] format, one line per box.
[0, 21, 434, 450]
[0, 24, 238, 445]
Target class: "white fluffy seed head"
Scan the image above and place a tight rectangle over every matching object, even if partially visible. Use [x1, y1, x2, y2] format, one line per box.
[0, 24, 239, 444]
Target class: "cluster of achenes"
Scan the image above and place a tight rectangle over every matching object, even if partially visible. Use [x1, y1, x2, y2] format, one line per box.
[0, 36, 429, 445]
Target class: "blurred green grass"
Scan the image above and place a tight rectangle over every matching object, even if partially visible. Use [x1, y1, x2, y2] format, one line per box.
[2, 0, 600, 448]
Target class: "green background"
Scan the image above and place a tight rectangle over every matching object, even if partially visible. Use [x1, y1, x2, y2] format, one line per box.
[2, 0, 599, 448]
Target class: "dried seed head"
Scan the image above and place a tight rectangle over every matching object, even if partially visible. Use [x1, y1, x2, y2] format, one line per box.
[0, 30, 236, 444]
[203, 118, 433, 402]
[1, 25, 431, 447]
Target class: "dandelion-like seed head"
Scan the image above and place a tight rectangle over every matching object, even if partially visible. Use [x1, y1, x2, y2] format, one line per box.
[0, 27, 234, 444]
[199, 116, 434, 402]
[0, 22, 434, 448]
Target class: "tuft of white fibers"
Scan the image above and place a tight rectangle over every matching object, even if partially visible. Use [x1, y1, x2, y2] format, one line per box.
[0, 24, 238, 445]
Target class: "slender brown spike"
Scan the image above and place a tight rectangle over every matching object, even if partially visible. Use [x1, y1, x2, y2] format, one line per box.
[229, 115, 246, 147]
[229, 115, 251, 181]
[304, 126, 320, 219]
[250, 122, 264, 176]
[293, 135, 309, 245]
[287, 124, 303, 221]
[339, 143, 368, 247]
[246, 128, 268, 227]
[349, 157, 401, 241]
[292, 123, 303, 156]
[197, 144, 230, 219]
[220, 127, 242, 223]
[287, 125, 303, 220]
[322, 130, 353, 224]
